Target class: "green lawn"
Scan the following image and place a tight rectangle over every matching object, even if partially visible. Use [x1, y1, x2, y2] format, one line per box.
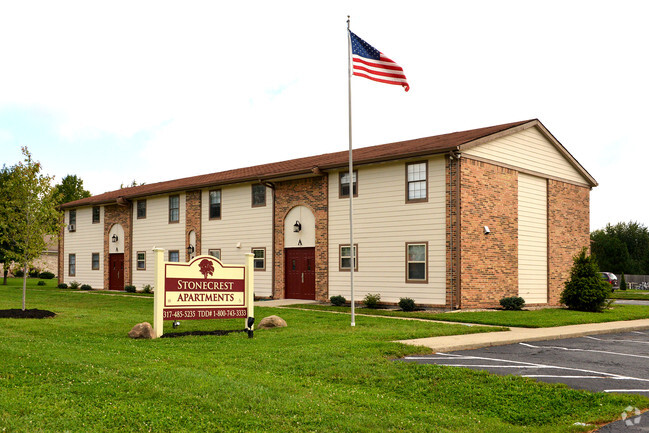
[287, 303, 649, 328]
[610, 289, 649, 300]
[1, 280, 647, 432]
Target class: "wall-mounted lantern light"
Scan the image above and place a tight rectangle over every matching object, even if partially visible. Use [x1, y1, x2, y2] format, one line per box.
[112, 234, 119, 243]
[187, 244, 195, 256]
[293, 221, 302, 233]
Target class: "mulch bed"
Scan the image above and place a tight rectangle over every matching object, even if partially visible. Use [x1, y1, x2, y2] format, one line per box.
[161, 329, 245, 338]
[0, 309, 56, 319]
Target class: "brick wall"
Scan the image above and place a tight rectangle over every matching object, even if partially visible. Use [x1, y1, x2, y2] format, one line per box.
[446, 155, 460, 308]
[58, 222, 65, 284]
[548, 180, 590, 305]
[460, 158, 518, 308]
[104, 204, 132, 289]
[185, 190, 202, 260]
[273, 176, 328, 301]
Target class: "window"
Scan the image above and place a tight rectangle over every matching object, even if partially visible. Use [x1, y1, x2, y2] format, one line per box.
[69, 209, 76, 231]
[92, 206, 100, 223]
[208, 249, 221, 260]
[91, 253, 100, 270]
[406, 162, 427, 202]
[406, 242, 427, 283]
[339, 244, 358, 271]
[69, 254, 76, 276]
[169, 250, 179, 262]
[137, 251, 146, 270]
[252, 248, 265, 271]
[252, 184, 266, 207]
[209, 190, 221, 219]
[137, 200, 146, 219]
[339, 171, 358, 198]
[169, 195, 179, 223]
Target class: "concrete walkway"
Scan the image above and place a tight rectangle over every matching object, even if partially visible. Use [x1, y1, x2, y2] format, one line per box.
[398, 318, 649, 352]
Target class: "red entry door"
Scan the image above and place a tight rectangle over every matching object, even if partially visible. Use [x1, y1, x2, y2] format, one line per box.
[109, 253, 124, 290]
[285, 248, 316, 300]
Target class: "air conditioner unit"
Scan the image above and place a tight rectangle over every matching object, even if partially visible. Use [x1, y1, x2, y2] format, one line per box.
[68, 224, 76, 232]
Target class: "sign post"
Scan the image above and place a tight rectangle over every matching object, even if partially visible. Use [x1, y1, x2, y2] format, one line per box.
[153, 249, 254, 338]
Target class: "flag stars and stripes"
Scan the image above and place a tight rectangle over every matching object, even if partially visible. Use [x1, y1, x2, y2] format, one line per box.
[349, 30, 409, 92]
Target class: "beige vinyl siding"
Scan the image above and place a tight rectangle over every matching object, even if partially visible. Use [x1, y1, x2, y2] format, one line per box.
[131, 193, 186, 290]
[518, 173, 548, 303]
[63, 207, 104, 288]
[329, 156, 446, 304]
[201, 184, 273, 297]
[464, 127, 588, 186]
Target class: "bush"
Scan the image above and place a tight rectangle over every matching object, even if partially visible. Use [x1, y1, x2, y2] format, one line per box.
[500, 296, 526, 311]
[363, 293, 381, 309]
[80, 284, 92, 291]
[125, 285, 136, 293]
[398, 297, 416, 312]
[330, 295, 346, 306]
[68, 281, 80, 290]
[620, 273, 627, 291]
[57, 283, 68, 289]
[39, 271, 55, 279]
[143, 284, 153, 294]
[14, 269, 24, 278]
[560, 248, 611, 312]
[28, 269, 40, 278]
[37, 280, 46, 286]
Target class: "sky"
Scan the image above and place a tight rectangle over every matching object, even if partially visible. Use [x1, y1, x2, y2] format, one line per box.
[0, 1, 647, 231]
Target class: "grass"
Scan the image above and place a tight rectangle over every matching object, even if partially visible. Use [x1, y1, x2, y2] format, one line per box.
[286, 303, 649, 328]
[610, 289, 649, 300]
[1, 279, 647, 432]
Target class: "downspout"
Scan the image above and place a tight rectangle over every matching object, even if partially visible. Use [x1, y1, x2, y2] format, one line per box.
[261, 180, 276, 300]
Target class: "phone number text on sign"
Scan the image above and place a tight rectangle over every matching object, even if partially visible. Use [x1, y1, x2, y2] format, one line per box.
[163, 308, 247, 320]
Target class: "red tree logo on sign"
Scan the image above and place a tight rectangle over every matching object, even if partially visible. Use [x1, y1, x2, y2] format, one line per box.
[199, 259, 215, 279]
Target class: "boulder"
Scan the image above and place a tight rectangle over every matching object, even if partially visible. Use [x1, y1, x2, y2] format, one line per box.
[128, 322, 154, 339]
[258, 315, 287, 329]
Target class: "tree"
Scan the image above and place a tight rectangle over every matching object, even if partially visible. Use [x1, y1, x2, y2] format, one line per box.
[591, 221, 649, 275]
[0, 166, 16, 285]
[560, 248, 611, 312]
[52, 174, 91, 206]
[0, 147, 61, 309]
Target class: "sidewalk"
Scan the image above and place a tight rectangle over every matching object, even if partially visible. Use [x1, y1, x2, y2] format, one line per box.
[397, 318, 649, 352]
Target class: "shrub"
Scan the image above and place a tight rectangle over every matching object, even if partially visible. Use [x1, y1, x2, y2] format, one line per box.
[560, 247, 611, 312]
[28, 268, 40, 278]
[37, 280, 46, 286]
[620, 273, 627, 291]
[330, 295, 346, 306]
[39, 271, 55, 279]
[500, 296, 526, 311]
[398, 297, 416, 312]
[125, 285, 136, 293]
[57, 283, 68, 289]
[68, 281, 80, 290]
[14, 269, 24, 278]
[80, 284, 92, 291]
[363, 293, 381, 309]
[143, 284, 153, 294]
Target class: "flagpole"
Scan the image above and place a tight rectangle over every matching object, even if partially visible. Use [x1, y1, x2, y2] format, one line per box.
[347, 16, 355, 327]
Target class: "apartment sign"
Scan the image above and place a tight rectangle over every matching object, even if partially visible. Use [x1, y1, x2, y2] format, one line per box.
[152, 251, 254, 338]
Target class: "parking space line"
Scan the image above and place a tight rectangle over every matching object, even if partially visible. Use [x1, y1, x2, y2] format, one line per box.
[523, 375, 609, 379]
[583, 335, 649, 344]
[519, 342, 649, 360]
[604, 389, 649, 393]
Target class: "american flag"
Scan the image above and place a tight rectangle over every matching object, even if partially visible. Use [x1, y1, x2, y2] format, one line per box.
[349, 30, 409, 92]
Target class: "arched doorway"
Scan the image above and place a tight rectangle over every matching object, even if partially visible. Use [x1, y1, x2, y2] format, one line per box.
[108, 224, 125, 290]
[284, 206, 316, 299]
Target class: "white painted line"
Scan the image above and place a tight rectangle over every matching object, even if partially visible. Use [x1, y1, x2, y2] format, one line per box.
[519, 342, 649, 360]
[436, 352, 649, 383]
[434, 364, 542, 368]
[583, 335, 649, 345]
[632, 331, 649, 335]
[523, 375, 608, 379]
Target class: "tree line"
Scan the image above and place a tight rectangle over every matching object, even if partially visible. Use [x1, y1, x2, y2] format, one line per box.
[591, 221, 649, 275]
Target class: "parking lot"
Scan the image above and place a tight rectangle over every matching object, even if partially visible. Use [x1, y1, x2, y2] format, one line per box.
[404, 330, 649, 396]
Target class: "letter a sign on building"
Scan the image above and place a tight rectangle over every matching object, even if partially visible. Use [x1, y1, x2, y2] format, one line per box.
[152, 248, 254, 338]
